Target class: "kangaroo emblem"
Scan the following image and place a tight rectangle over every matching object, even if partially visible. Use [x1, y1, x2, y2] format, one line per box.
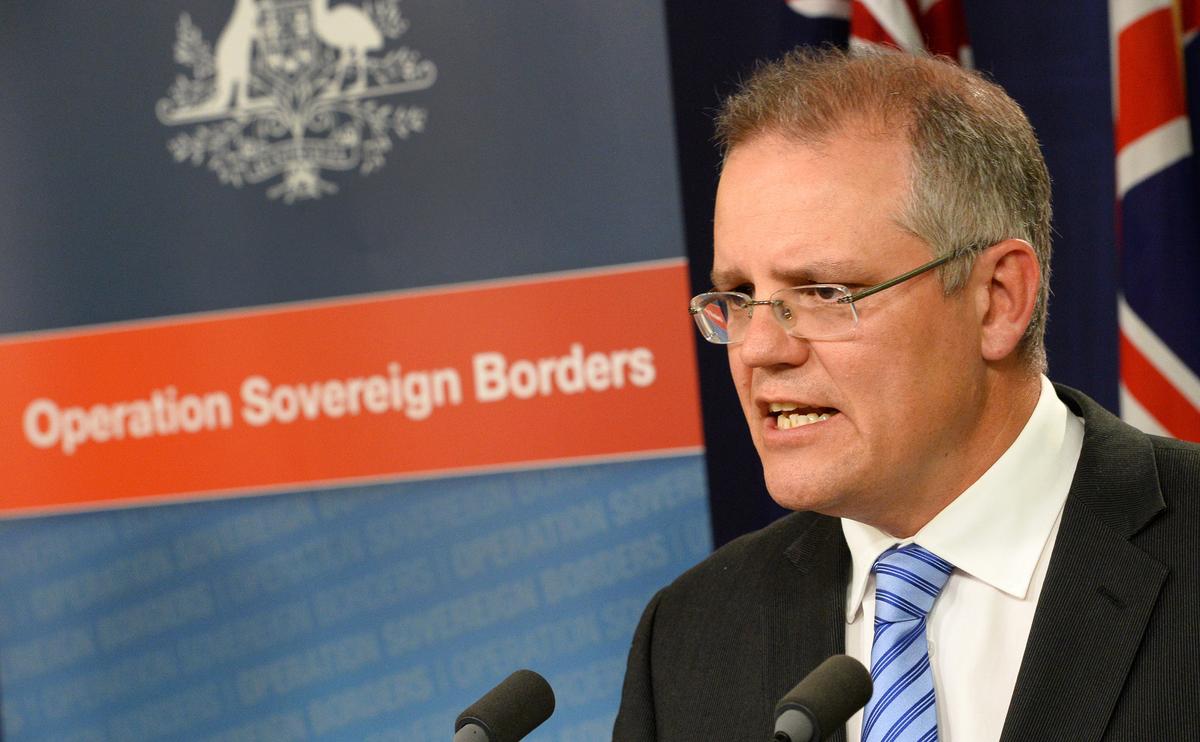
[194, 0, 258, 114]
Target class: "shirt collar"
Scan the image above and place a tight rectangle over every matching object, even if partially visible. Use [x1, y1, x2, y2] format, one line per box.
[842, 376, 1084, 622]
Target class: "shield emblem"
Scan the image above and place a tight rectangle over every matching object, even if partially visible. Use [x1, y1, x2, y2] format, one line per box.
[255, 0, 324, 84]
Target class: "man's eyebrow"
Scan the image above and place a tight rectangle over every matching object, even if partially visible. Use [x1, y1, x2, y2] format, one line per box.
[708, 267, 742, 288]
[709, 258, 867, 288]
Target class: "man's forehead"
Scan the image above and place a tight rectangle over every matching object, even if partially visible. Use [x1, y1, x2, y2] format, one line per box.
[714, 134, 914, 227]
[723, 122, 908, 166]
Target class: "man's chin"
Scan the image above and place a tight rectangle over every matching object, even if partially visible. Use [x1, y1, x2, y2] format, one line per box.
[762, 475, 843, 515]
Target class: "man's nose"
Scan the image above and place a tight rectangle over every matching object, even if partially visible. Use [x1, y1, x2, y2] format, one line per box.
[735, 306, 811, 368]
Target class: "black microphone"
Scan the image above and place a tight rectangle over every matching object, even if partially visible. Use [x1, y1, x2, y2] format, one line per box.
[454, 669, 556, 742]
[772, 655, 873, 742]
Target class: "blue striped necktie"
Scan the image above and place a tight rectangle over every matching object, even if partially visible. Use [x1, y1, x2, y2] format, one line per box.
[861, 544, 954, 742]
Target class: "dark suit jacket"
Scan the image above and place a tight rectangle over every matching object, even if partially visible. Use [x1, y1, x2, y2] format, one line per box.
[613, 385, 1200, 740]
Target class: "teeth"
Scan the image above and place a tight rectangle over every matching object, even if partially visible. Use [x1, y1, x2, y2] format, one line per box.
[776, 411, 833, 430]
[770, 402, 800, 412]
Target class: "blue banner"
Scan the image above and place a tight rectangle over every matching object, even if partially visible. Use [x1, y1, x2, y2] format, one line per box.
[0, 1, 711, 738]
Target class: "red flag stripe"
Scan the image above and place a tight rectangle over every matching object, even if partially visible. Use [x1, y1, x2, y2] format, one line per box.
[850, 0, 972, 67]
[851, 1, 902, 48]
[1115, 7, 1188, 150]
[920, 0, 970, 59]
[1183, 0, 1200, 35]
[1120, 330, 1200, 440]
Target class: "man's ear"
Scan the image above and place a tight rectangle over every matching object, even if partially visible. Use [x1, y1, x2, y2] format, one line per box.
[974, 239, 1040, 362]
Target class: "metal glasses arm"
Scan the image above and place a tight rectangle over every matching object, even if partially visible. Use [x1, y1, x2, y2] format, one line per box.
[836, 247, 974, 304]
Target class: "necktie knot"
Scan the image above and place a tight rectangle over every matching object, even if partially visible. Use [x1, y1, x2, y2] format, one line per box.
[871, 544, 954, 627]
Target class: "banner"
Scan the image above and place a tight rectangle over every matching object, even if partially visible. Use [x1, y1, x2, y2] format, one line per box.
[0, 1, 710, 738]
[3, 262, 700, 515]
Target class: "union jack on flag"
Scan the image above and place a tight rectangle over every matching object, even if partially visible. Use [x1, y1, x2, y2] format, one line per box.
[788, 0, 971, 63]
[1111, 0, 1200, 440]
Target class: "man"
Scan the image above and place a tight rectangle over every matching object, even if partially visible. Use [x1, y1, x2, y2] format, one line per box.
[614, 48, 1199, 741]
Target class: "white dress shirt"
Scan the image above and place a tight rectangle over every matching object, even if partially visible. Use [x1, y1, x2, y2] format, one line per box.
[842, 376, 1085, 742]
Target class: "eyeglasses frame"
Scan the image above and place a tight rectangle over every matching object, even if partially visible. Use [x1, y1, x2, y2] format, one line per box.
[689, 244, 979, 343]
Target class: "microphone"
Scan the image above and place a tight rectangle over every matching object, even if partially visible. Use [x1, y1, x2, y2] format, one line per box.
[454, 669, 556, 741]
[772, 655, 873, 742]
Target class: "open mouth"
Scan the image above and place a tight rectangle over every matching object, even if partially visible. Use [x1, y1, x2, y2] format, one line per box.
[769, 402, 838, 430]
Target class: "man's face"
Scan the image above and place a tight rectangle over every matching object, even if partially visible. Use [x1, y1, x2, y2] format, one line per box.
[712, 131, 988, 530]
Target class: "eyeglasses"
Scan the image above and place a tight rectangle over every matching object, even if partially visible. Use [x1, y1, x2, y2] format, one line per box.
[689, 247, 974, 345]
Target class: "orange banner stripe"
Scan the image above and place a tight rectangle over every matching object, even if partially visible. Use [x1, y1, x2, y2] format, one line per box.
[0, 262, 704, 516]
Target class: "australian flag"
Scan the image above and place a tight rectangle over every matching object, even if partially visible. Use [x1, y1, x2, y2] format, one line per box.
[1111, 0, 1200, 440]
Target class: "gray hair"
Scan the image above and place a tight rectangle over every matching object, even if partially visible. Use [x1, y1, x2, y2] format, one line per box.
[715, 47, 1052, 372]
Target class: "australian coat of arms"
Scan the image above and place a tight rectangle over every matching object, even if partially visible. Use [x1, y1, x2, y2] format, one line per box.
[157, 0, 436, 202]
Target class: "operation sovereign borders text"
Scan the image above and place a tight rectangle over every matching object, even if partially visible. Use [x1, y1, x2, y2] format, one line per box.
[21, 344, 656, 455]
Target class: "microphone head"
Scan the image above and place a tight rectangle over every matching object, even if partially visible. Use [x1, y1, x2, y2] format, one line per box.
[774, 655, 873, 741]
[455, 669, 556, 742]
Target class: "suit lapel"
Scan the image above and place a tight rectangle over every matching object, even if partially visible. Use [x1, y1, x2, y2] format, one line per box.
[765, 514, 850, 741]
[1000, 386, 1168, 741]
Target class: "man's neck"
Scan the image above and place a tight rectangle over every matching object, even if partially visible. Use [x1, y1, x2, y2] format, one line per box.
[867, 372, 1043, 538]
